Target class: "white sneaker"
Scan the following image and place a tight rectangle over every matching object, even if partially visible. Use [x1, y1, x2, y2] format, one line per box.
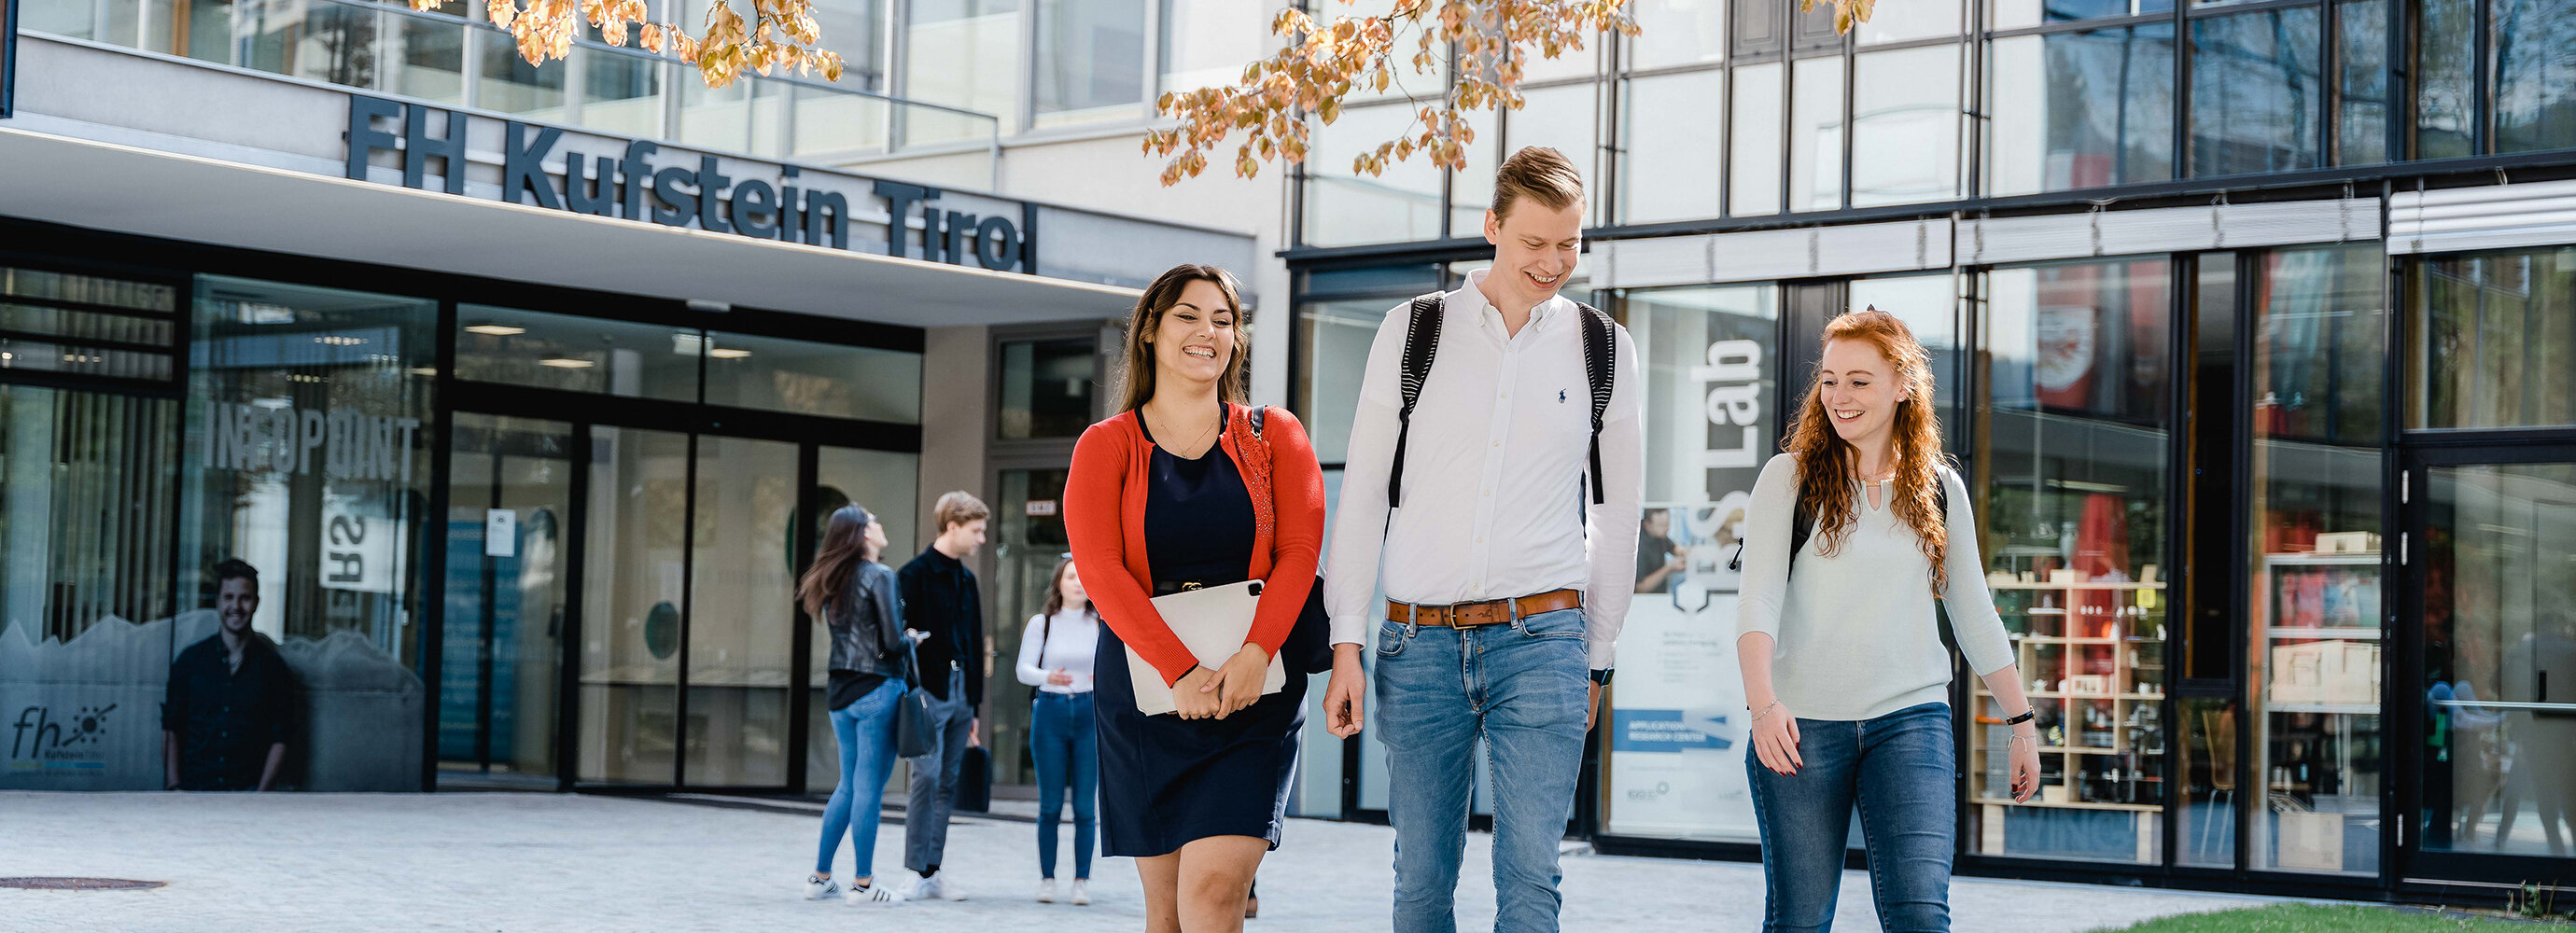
[907, 872, 968, 902]
[803, 875, 841, 901]
[1070, 879, 1091, 906]
[933, 874, 967, 901]
[845, 882, 907, 907]
[1038, 878, 1057, 903]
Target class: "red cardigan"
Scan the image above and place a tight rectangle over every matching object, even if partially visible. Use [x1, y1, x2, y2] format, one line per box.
[1064, 403, 1326, 687]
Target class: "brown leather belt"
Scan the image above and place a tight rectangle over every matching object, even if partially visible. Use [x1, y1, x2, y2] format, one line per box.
[1386, 589, 1583, 628]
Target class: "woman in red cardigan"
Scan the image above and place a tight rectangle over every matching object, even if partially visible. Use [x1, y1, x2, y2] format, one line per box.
[1064, 263, 1324, 933]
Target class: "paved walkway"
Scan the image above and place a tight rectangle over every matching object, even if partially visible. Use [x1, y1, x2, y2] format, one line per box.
[1, 791, 2273, 932]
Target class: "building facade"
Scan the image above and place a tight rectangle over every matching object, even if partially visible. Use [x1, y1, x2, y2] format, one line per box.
[1282, 0, 2575, 905]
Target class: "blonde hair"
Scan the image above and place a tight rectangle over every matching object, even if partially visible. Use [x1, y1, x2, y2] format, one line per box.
[1491, 146, 1585, 223]
[1114, 264, 1250, 412]
[1784, 309, 1954, 594]
[933, 491, 989, 533]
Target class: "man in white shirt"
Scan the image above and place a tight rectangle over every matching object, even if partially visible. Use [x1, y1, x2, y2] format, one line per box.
[1318, 146, 1644, 933]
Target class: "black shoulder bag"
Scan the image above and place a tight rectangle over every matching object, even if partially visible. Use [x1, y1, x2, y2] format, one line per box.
[1250, 405, 1337, 675]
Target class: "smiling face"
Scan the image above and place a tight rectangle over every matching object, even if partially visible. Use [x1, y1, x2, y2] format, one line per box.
[1817, 337, 1905, 451]
[1483, 199, 1584, 312]
[217, 577, 259, 636]
[1057, 562, 1086, 606]
[1148, 278, 1238, 393]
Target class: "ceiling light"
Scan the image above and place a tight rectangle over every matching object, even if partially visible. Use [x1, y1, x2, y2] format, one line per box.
[539, 357, 595, 369]
[465, 324, 527, 336]
[408, 367, 440, 377]
[707, 348, 752, 359]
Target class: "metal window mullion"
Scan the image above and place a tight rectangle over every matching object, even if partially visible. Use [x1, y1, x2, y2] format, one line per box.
[674, 428, 697, 788]
[2173, 0, 2191, 180]
[1016, 0, 1037, 134]
[557, 421, 590, 789]
[888, 0, 910, 147]
[1840, 32, 1854, 213]
[1141, 0, 1161, 118]
[2473, 0, 2492, 154]
[2320, 0, 2338, 166]
[2230, 249, 2261, 877]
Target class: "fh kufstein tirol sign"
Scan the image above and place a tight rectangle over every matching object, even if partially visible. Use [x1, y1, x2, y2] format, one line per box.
[343, 94, 1036, 272]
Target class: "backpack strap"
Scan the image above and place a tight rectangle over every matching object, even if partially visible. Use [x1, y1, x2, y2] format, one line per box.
[1387, 293, 1446, 506]
[1574, 301, 1615, 506]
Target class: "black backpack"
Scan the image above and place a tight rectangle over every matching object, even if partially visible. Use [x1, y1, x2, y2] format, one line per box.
[1387, 292, 1618, 506]
[1726, 466, 1953, 577]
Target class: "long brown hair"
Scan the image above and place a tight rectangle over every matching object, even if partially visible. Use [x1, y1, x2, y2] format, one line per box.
[797, 504, 876, 618]
[1115, 264, 1249, 412]
[1039, 555, 1093, 620]
[1784, 309, 1953, 593]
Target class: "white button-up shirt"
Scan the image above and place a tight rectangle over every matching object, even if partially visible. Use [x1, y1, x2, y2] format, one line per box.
[1323, 269, 1645, 669]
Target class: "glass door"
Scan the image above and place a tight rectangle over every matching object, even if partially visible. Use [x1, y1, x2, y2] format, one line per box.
[577, 425, 691, 786]
[989, 466, 1071, 787]
[2407, 448, 2576, 881]
[438, 414, 575, 789]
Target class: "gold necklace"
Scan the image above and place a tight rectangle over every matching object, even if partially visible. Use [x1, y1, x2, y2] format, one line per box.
[1150, 405, 1220, 455]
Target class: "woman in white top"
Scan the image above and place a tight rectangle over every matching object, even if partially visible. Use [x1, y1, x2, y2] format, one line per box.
[1015, 555, 1100, 905]
[1734, 309, 2043, 932]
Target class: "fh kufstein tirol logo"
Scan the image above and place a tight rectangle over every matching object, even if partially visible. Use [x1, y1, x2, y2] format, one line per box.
[9, 704, 118, 770]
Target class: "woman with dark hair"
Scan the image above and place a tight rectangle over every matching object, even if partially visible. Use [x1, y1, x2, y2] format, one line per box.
[1015, 555, 1100, 905]
[1064, 263, 1325, 933]
[1734, 309, 2041, 931]
[798, 504, 912, 907]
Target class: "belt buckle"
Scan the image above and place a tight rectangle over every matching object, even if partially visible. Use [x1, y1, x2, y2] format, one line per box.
[1181, 581, 1203, 592]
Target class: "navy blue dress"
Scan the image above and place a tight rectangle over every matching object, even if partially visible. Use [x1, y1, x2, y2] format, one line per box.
[1095, 411, 1308, 857]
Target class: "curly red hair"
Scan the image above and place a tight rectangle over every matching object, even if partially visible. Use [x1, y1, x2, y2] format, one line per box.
[1783, 308, 1954, 594]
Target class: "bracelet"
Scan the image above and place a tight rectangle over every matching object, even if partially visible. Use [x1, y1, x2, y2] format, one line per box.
[2003, 707, 2037, 727]
[1749, 699, 1783, 724]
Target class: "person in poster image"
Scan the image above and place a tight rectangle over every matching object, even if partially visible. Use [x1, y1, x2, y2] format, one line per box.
[163, 559, 294, 792]
[1636, 509, 1687, 594]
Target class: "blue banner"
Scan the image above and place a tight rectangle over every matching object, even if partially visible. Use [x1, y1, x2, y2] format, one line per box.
[1611, 708, 1735, 754]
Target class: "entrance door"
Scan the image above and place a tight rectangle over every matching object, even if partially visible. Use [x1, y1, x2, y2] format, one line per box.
[2405, 448, 2576, 882]
[437, 414, 575, 789]
[988, 466, 1071, 787]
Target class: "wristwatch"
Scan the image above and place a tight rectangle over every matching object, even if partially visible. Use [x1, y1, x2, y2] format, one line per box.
[1588, 668, 1616, 687]
[2003, 707, 2037, 727]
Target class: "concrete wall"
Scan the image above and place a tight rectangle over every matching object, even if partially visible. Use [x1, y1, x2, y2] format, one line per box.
[915, 324, 991, 551]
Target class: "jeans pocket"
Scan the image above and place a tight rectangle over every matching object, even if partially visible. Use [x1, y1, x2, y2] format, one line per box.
[1375, 620, 1409, 658]
[1512, 607, 1586, 640]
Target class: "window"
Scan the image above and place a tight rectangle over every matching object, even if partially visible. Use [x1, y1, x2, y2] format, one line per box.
[1032, 0, 1146, 127]
[2244, 244, 2386, 875]
[1991, 0, 2177, 31]
[1788, 56, 1844, 213]
[905, 0, 1025, 135]
[455, 307, 700, 404]
[1627, 0, 1725, 71]
[1970, 258, 2174, 864]
[1986, 23, 2177, 196]
[1295, 298, 1395, 464]
[2491, 0, 2576, 154]
[2415, 0, 2475, 160]
[1302, 104, 1445, 248]
[1851, 45, 1963, 207]
[2335, 0, 2390, 165]
[1729, 63, 1785, 216]
[998, 336, 1098, 439]
[2189, 7, 2323, 177]
[2410, 247, 2576, 429]
[1158, 0, 1267, 95]
[1619, 69, 1727, 224]
[1601, 283, 1780, 845]
[702, 331, 923, 422]
[1858, 0, 1960, 45]
[814, 0, 889, 91]
[1505, 83, 1602, 224]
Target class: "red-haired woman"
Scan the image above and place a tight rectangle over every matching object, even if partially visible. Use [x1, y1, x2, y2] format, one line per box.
[1064, 264, 1323, 933]
[1734, 309, 2042, 932]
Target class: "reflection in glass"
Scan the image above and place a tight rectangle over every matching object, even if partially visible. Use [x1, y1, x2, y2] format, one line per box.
[1032, 0, 1145, 127]
[441, 414, 574, 786]
[1730, 63, 1785, 216]
[1304, 104, 1444, 247]
[805, 447, 921, 792]
[1857, 0, 1958, 44]
[1000, 337, 1097, 439]
[1506, 83, 1601, 224]
[1970, 258, 2172, 864]
[2247, 245, 2385, 875]
[455, 306, 700, 404]
[2415, 0, 2474, 160]
[394, 15, 468, 104]
[581, 47, 665, 139]
[2410, 247, 2576, 430]
[1989, 0, 2175, 31]
[685, 436, 800, 787]
[703, 331, 923, 423]
[1986, 24, 2176, 196]
[988, 468, 1071, 786]
[2424, 463, 2576, 857]
[1295, 299, 1394, 464]
[243, 0, 377, 88]
[1789, 57, 1843, 214]
[579, 426, 688, 785]
[2177, 696, 2240, 867]
[1619, 70, 1726, 224]
[1848, 273, 1960, 443]
[2336, 0, 2389, 165]
[2190, 8, 2321, 177]
[814, 0, 889, 91]
[477, 29, 568, 120]
[1159, 0, 1267, 94]
[2492, 0, 2576, 154]
[1852, 46, 1962, 208]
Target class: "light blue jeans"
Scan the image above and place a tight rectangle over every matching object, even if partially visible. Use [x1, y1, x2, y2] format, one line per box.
[816, 677, 906, 876]
[1374, 606, 1590, 933]
[1029, 689, 1099, 880]
[1746, 701, 1957, 932]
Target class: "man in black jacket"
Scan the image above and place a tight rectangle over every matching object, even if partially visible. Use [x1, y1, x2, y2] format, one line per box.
[163, 559, 295, 791]
[897, 491, 990, 901]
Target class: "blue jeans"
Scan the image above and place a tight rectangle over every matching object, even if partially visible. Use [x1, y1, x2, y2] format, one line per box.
[1029, 690, 1099, 880]
[817, 677, 907, 876]
[1374, 606, 1590, 933]
[904, 667, 976, 873]
[1746, 701, 1957, 933]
